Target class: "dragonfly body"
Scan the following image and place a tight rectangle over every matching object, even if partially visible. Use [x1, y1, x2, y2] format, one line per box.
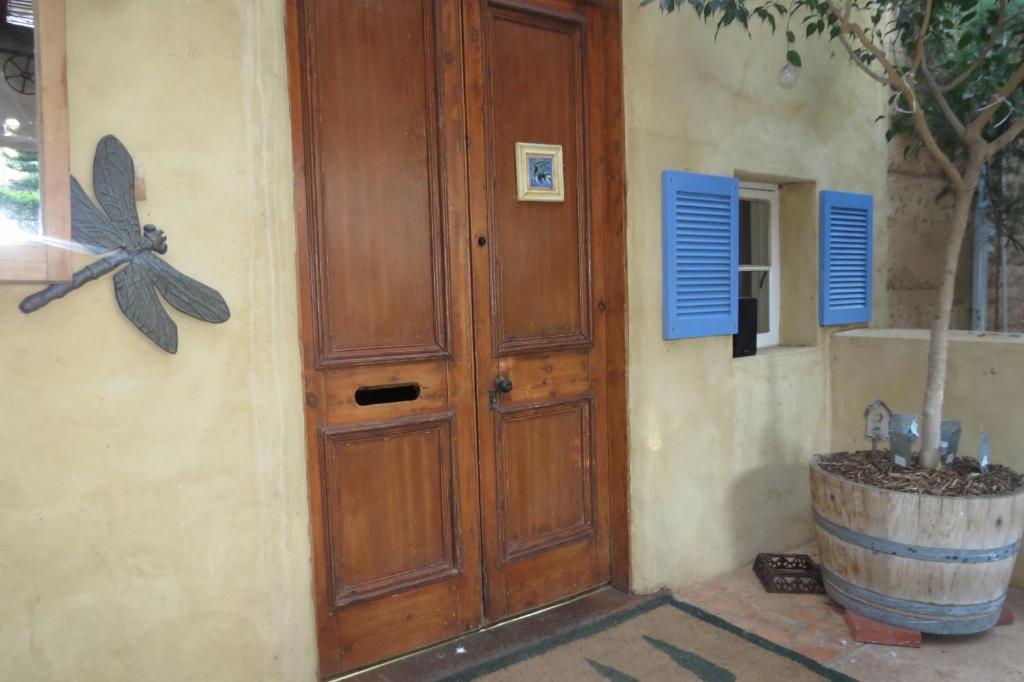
[18, 136, 229, 353]
[20, 251, 132, 313]
[19, 225, 166, 313]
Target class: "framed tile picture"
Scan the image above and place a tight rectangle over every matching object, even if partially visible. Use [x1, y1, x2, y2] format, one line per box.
[515, 142, 564, 202]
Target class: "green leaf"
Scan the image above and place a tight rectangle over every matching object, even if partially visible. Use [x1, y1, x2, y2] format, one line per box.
[807, 23, 817, 36]
[786, 29, 795, 43]
[786, 50, 802, 67]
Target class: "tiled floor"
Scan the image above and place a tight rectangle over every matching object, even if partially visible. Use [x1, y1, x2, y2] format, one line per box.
[679, 542, 1024, 680]
[679, 543, 857, 663]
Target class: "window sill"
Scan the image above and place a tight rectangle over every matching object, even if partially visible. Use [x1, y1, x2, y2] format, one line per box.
[733, 344, 818, 362]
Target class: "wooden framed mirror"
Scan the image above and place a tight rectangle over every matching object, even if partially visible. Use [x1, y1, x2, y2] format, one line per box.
[0, 0, 70, 283]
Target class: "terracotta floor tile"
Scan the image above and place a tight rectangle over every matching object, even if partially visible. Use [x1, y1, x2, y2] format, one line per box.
[748, 626, 791, 642]
[678, 542, 860, 663]
[793, 645, 844, 663]
[790, 606, 826, 622]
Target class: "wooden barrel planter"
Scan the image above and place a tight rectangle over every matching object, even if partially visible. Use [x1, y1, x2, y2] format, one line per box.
[810, 455, 1024, 634]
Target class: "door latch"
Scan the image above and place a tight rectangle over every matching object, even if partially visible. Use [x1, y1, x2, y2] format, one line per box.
[489, 375, 513, 410]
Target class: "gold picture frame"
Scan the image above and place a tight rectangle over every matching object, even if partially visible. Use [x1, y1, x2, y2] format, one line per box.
[515, 142, 564, 202]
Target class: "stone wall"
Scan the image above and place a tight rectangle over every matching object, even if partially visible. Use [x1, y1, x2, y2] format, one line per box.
[887, 140, 1024, 331]
[886, 140, 972, 329]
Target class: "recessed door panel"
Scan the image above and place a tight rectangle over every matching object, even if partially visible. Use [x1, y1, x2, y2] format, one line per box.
[486, 7, 591, 352]
[320, 416, 459, 608]
[308, 0, 449, 364]
[497, 400, 595, 561]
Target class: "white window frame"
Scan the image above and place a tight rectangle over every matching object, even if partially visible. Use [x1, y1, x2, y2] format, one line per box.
[738, 182, 781, 348]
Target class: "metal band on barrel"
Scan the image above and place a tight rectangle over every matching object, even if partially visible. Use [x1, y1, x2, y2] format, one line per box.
[813, 511, 1020, 563]
[822, 568, 1005, 635]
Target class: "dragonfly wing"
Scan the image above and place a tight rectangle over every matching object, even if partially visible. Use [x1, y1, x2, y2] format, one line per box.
[71, 177, 132, 251]
[92, 135, 142, 239]
[114, 261, 178, 353]
[142, 254, 230, 323]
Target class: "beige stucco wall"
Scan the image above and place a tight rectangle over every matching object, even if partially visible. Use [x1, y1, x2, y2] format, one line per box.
[0, 2, 317, 680]
[623, 5, 890, 592]
[830, 329, 1024, 586]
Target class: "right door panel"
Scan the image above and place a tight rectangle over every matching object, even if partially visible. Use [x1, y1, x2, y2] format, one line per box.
[464, 0, 612, 621]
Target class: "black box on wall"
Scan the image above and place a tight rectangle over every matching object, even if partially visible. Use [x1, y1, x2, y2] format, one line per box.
[733, 297, 757, 358]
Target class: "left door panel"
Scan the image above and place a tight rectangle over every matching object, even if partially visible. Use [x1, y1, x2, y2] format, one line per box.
[288, 1, 482, 676]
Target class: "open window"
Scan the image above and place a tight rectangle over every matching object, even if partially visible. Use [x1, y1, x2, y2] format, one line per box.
[0, 0, 70, 283]
[663, 171, 872, 348]
[738, 182, 780, 348]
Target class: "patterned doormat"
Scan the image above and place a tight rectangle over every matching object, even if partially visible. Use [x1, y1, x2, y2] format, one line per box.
[448, 595, 855, 681]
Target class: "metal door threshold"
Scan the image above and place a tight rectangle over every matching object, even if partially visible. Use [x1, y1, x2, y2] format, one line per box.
[330, 585, 660, 682]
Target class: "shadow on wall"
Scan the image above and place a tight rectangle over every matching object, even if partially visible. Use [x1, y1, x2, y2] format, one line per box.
[724, 337, 827, 561]
[728, 464, 815, 564]
[724, 353, 821, 568]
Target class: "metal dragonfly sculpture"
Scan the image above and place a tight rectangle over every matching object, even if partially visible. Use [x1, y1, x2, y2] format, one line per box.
[19, 135, 230, 353]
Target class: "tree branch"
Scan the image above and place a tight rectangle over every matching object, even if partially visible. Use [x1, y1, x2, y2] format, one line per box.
[836, 30, 889, 84]
[922, 57, 965, 136]
[907, 96, 964, 190]
[909, 0, 933, 74]
[821, 0, 964, 189]
[989, 116, 1024, 156]
[940, 0, 1008, 93]
[968, 61, 1024, 137]
[823, 0, 905, 87]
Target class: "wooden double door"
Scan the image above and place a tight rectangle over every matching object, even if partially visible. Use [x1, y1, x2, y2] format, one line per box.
[288, 0, 624, 676]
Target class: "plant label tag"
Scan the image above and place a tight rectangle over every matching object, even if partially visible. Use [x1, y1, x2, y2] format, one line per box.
[890, 414, 919, 468]
[940, 419, 962, 466]
[979, 432, 992, 473]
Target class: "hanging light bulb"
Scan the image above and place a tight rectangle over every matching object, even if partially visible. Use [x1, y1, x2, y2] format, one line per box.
[778, 62, 800, 89]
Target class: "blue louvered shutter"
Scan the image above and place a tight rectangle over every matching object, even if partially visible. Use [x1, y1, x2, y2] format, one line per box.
[662, 171, 739, 339]
[819, 191, 873, 325]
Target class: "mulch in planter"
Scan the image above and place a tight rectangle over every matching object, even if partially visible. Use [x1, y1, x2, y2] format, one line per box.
[819, 451, 1024, 497]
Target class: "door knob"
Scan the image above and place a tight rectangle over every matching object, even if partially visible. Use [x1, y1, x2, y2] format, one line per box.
[495, 376, 513, 393]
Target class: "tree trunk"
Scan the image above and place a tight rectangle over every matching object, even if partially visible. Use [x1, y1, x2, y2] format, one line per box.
[919, 168, 983, 468]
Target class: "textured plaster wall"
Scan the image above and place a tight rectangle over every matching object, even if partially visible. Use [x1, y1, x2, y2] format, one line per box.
[622, 4, 890, 592]
[830, 329, 1024, 587]
[887, 141, 1024, 332]
[991, 247, 1024, 332]
[887, 140, 972, 329]
[0, 2, 317, 681]
[990, 161, 1024, 331]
